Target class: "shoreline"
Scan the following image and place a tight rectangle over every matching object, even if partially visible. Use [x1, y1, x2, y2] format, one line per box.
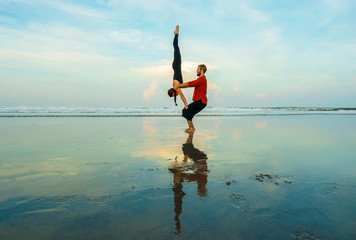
[1, 113, 356, 117]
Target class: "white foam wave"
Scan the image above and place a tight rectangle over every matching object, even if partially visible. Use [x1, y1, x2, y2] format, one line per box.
[1, 106, 355, 116]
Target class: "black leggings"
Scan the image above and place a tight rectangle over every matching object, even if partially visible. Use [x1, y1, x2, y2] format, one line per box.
[172, 34, 183, 84]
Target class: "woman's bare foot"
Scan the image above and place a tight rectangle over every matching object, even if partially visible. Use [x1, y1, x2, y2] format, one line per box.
[174, 25, 179, 35]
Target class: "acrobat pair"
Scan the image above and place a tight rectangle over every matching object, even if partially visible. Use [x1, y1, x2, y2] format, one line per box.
[168, 25, 208, 132]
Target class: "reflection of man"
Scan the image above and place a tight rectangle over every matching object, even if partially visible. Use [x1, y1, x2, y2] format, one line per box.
[169, 131, 209, 235]
[182, 132, 208, 196]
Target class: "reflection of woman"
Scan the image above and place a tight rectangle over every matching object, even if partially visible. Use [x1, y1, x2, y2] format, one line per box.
[169, 131, 209, 235]
[171, 170, 185, 235]
[167, 25, 188, 109]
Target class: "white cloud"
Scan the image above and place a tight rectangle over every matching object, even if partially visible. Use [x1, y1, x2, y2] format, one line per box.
[47, 1, 109, 19]
[0, 24, 142, 82]
[107, 0, 167, 11]
[208, 82, 220, 90]
[131, 61, 171, 77]
[238, 2, 270, 23]
[143, 81, 159, 100]
[131, 60, 204, 79]
[182, 61, 201, 74]
[233, 83, 242, 92]
[214, 93, 223, 102]
[317, 0, 349, 26]
[41, 25, 104, 42]
[109, 30, 146, 43]
[0, 48, 128, 80]
[261, 27, 281, 44]
[212, 0, 270, 23]
[0, 15, 17, 24]
[22, 22, 158, 50]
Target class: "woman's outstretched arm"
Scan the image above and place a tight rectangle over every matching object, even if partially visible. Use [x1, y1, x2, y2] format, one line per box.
[175, 87, 188, 109]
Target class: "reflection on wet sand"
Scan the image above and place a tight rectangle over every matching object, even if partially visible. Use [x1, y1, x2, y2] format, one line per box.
[169, 131, 209, 235]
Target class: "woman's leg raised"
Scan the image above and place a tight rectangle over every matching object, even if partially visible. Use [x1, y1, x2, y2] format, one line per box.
[172, 25, 183, 84]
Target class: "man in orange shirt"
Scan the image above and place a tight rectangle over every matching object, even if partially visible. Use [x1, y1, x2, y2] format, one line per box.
[174, 64, 208, 132]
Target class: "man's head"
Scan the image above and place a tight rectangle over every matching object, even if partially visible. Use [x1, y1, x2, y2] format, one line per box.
[196, 64, 207, 76]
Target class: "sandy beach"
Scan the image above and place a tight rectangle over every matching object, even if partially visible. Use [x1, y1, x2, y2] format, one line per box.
[0, 115, 355, 239]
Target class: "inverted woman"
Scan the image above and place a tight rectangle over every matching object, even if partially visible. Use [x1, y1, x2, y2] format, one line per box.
[168, 25, 188, 109]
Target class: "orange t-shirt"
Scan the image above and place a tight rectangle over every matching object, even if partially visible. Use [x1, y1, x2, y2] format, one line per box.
[188, 76, 208, 104]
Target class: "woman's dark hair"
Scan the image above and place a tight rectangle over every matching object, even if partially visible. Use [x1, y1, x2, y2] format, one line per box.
[168, 88, 177, 106]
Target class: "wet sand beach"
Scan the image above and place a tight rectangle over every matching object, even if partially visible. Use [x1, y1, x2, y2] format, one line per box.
[0, 115, 355, 239]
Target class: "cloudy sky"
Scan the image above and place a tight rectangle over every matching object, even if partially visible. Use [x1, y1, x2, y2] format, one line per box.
[0, 0, 355, 107]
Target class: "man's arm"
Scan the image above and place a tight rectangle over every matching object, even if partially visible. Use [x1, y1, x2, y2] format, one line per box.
[173, 82, 189, 90]
[174, 77, 203, 90]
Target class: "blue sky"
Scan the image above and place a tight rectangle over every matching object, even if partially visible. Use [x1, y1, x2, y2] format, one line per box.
[0, 0, 355, 107]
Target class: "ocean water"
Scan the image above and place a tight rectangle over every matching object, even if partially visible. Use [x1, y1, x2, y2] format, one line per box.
[0, 113, 355, 239]
[1, 106, 356, 117]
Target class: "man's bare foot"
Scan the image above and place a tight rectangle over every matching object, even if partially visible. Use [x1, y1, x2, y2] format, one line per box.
[174, 25, 179, 35]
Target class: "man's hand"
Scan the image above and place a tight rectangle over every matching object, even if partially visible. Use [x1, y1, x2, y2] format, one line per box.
[184, 105, 188, 110]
